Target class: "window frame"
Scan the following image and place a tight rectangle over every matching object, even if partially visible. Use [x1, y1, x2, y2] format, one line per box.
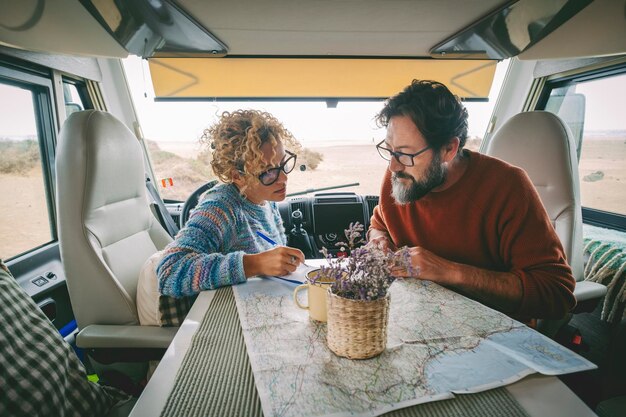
[535, 63, 626, 231]
[61, 75, 94, 111]
[0, 58, 59, 259]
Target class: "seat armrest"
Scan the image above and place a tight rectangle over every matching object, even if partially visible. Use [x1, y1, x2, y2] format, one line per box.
[574, 281, 607, 303]
[572, 280, 607, 314]
[76, 325, 178, 349]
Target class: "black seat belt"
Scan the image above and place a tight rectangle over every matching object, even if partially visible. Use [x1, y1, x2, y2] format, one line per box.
[145, 176, 179, 238]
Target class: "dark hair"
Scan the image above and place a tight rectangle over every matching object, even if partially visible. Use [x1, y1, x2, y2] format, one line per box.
[376, 80, 468, 152]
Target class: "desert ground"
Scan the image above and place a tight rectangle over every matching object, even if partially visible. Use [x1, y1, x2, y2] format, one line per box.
[2, 136, 624, 259]
[0, 168, 53, 258]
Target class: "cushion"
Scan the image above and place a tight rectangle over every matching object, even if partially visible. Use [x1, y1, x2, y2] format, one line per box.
[136, 251, 195, 327]
[0, 260, 131, 416]
[137, 252, 164, 326]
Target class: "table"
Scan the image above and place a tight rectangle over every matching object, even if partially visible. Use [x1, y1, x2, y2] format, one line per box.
[130, 273, 597, 417]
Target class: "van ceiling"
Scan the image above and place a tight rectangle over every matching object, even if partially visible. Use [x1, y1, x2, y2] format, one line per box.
[1, 0, 623, 61]
[0, 0, 505, 58]
[178, 0, 507, 57]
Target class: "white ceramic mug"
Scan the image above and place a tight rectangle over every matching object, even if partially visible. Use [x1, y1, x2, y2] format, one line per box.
[293, 270, 333, 322]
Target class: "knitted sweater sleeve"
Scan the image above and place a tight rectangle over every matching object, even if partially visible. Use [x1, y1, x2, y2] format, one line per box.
[157, 199, 246, 297]
[498, 168, 576, 319]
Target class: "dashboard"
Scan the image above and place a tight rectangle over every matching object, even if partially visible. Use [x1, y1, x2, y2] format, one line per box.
[166, 191, 380, 259]
[277, 192, 380, 258]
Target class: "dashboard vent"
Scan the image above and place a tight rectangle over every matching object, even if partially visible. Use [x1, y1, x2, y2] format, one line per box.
[314, 197, 357, 203]
[364, 196, 379, 217]
[290, 197, 305, 213]
[291, 201, 305, 213]
[290, 199, 309, 225]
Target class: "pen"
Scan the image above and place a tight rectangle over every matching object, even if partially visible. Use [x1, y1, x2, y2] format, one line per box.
[269, 275, 304, 285]
[256, 230, 314, 268]
[256, 231, 277, 246]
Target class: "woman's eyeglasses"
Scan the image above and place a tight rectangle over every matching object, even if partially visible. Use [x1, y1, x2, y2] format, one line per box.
[258, 150, 297, 185]
[375, 140, 430, 167]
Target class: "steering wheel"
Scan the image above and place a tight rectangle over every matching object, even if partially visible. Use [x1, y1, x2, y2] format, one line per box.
[179, 180, 219, 228]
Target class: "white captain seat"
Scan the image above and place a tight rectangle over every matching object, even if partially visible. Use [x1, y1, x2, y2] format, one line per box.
[486, 111, 607, 333]
[56, 110, 177, 352]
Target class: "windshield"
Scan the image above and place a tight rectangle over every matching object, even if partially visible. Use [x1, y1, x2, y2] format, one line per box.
[122, 57, 509, 201]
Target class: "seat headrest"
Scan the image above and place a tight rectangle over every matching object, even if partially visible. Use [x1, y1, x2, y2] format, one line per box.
[63, 110, 145, 212]
[486, 111, 578, 206]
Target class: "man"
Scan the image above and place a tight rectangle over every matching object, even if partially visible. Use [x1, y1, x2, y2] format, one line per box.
[368, 80, 575, 323]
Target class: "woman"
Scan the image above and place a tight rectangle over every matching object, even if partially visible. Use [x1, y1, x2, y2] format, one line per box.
[138, 110, 304, 326]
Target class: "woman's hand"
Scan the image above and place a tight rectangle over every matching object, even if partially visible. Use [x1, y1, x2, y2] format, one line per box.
[243, 246, 305, 277]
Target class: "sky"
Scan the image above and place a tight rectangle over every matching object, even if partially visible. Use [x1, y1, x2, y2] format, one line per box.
[0, 84, 37, 137]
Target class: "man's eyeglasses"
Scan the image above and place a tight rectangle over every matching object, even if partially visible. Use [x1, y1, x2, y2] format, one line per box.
[375, 140, 430, 167]
[258, 150, 297, 185]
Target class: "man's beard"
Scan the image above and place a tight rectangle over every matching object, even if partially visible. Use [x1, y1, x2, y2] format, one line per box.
[391, 152, 447, 204]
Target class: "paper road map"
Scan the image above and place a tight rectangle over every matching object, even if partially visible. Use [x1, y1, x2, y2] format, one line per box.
[233, 278, 595, 417]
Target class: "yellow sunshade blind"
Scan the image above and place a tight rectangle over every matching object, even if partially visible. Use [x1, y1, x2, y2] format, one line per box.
[149, 58, 497, 100]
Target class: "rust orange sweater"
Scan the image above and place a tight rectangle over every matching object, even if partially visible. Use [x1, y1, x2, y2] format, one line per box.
[370, 150, 576, 320]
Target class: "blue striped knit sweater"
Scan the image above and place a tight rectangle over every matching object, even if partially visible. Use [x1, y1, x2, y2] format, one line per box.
[157, 183, 287, 297]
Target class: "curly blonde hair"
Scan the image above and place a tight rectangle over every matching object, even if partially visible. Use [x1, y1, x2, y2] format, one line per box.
[201, 110, 299, 192]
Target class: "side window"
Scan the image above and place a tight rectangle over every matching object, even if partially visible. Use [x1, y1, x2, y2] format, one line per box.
[541, 69, 626, 226]
[0, 81, 55, 259]
[62, 80, 85, 117]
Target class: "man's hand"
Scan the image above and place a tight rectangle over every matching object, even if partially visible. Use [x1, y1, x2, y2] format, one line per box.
[393, 246, 523, 314]
[392, 246, 455, 283]
[367, 229, 397, 253]
[243, 246, 305, 277]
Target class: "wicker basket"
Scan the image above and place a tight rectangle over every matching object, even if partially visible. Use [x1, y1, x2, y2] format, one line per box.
[326, 291, 390, 359]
